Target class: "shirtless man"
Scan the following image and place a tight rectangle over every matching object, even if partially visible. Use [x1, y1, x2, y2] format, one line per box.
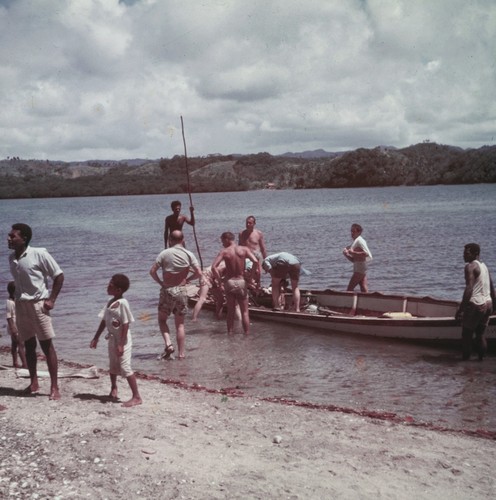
[238, 216, 267, 287]
[455, 243, 495, 361]
[212, 232, 259, 334]
[164, 201, 195, 248]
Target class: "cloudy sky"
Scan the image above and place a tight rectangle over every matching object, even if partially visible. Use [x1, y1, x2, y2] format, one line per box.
[1, 0, 494, 161]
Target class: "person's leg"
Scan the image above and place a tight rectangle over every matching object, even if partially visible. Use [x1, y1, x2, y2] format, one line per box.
[225, 294, 236, 334]
[18, 340, 27, 369]
[39, 338, 60, 400]
[122, 374, 142, 407]
[474, 324, 487, 361]
[291, 280, 301, 312]
[158, 310, 174, 353]
[461, 327, 473, 360]
[23, 336, 39, 393]
[271, 277, 282, 310]
[192, 283, 209, 321]
[11, 337, 19, 367]
[109, 373, 118, 399]
[347, 272, 363, 292]
[174, 314, 186, 358]
[359, 274, 368, 293]
[238, 297, 250, 334]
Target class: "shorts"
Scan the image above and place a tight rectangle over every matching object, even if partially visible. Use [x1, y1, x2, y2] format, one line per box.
[224, 277, 248, 299]
[273, 263, 300, 281]
[159, 286, 188, 316]
[462, 301, 492, 330]
[15, 300, 55, 342]
[108, 335, 133, 378]
[353, 261, 368, 274]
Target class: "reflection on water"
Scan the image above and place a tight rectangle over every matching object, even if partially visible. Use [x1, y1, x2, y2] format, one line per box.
[1, 185, 496, 433]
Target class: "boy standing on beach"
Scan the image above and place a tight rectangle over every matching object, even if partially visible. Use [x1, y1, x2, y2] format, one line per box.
[343, 223, 373, 293]
[90, 274, 142, 408]
[6, 281, 27, 369]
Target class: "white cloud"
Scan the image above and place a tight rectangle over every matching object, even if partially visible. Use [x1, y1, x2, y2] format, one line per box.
[0, 0, 494, 161]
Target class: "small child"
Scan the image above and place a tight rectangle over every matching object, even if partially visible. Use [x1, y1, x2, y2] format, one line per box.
[343, 223, 373, 293]
[6, 281, 27, 369]
[90, 274, 142, 408]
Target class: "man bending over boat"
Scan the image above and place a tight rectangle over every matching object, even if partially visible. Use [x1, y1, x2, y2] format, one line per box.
[212, 232, 259, 335]
[456, 243, 495, 361]
[262, 252, 302, 312]
[343, 223, 372, 292]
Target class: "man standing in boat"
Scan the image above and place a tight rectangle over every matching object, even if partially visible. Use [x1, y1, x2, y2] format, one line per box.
[150, 230, 202, 359]
[164, 200, 195, 248]
[343, 223, 372, 293]
[212, 232, 259, 335]
[456, 243, 495, 361]
[239, 215, 267, 288]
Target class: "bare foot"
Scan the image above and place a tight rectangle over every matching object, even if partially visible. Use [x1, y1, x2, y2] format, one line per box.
[109, 388, 118, 400]
[49, 387, 61, 400]
[122, 397, 142, 408]
[22, 382, 40, 395]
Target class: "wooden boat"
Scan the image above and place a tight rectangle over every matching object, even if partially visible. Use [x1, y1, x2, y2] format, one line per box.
[188, 286, 496, 343]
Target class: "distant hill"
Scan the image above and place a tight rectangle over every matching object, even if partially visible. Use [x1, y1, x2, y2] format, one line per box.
[280, 149, 345, 159]
[0, 143, 494, 199]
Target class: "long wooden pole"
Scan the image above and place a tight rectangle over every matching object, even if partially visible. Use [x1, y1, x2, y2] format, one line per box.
[180, 116, 203, 269]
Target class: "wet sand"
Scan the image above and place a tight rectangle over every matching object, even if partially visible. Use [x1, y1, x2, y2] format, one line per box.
[0, 351, 494, 499]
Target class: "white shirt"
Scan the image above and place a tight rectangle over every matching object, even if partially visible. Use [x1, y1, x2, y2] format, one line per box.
[9, 246, 63, 301]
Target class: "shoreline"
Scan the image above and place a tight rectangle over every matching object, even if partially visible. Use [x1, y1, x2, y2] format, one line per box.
[1, 351, 495, 498]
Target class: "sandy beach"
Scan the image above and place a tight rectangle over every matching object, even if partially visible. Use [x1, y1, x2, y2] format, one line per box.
[0, 350, 494, 499]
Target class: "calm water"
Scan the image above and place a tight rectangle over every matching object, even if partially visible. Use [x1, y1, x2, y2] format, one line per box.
[1, 185, 496, 432]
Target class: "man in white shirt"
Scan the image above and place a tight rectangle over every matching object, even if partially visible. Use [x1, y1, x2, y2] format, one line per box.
[456, 243, 495, 360]
[8, 223, 64, 399]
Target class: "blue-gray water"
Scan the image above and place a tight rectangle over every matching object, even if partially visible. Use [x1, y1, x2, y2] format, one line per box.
[1, 185, 496, 432]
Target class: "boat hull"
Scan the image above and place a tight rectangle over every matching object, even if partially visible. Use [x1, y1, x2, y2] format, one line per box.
[189, 287, 496, 343]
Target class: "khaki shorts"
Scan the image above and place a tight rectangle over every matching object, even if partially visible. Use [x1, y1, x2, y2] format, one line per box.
[273, 263, 300, 281]
[225, 277, 248, 299]
[15, 300, 55, 342]
[159, 286, 188, 316]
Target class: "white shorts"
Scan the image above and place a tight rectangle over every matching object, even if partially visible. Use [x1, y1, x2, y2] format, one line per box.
[108, 335, 133, 378]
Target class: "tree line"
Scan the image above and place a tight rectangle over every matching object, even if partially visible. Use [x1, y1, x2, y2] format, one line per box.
[0, 143, 494, 199]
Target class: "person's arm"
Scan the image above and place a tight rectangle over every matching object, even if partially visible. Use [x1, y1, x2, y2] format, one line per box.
[347, 244, 368, 259]
[489, 274, 496, 313]
[246, 248, 261, 285]
[150, 262, 164, 287]
[211, 252, 225, 286]
[164, 218, 170, 247]
[117, 322, 129, 357]
[259, 232, 267, 259]
[188, 264, 203, 283]
[456, 263, 475, 319]
[44, 273, 64, 311]
[185, 206, 195, 226]
[7, 317, 18, 338]
[343, 248, 354, 262]
[90, 320, 106, 349]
